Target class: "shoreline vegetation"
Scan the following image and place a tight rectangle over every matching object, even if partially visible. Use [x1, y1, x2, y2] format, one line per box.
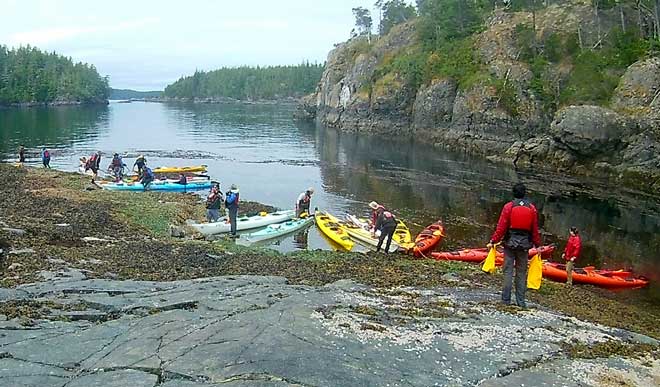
[1, 163, 659, 342]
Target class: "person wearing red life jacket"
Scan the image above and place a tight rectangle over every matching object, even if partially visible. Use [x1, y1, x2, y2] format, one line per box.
[368, 201, 386, 233]
[295, 188, 314, 217]
[488, 183, 542, 308]
[562, 227, 582, 286]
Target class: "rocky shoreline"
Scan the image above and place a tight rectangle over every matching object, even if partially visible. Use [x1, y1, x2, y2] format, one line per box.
[296, 4, 660, 194]
[0, 98, 109, 108]
[0, 164, 658, 385]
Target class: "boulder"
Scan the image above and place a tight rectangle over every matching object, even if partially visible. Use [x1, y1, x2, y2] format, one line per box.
[612, 57, 660, 118]
[551, 106, 636, 157]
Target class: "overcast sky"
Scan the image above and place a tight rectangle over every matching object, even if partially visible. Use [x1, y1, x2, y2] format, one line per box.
[0, 0, 378, 90]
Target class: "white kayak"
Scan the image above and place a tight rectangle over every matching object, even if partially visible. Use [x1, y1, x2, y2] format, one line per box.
[188, 210, 296, 236]
[236, 216, 314, 246]
[344, 214, 399, 253]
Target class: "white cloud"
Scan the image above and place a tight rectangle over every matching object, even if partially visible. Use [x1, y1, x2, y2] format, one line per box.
[8, 17, 159, 46]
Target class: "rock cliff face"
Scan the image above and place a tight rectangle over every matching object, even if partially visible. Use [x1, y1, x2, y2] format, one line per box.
[297, 2, 660, 193]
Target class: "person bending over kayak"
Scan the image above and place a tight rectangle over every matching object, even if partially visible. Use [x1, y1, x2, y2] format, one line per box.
[295, 188, 314, 217]
[206, 182, 224, 222]
[41, 148, 51, 168]
[368, 201, 386, 234]
[85, 151, 102, 182]
[375, 209, 397, 253]
[225, 184, 240, 237]
[140, 166, 155, 190]
[487, 183, 541, 309]
[133, 155, 147, 175]
[562, 227, 582, 286]
[176, 173, 187, 185]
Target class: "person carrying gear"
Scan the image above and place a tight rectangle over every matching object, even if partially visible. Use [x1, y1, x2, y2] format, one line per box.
[488, 183, 542, 309]
[109, 153, 127, 182]
[225, 184, 240, 237]
[375, 210, 397, 253]
[206, 182, 223, 222]
[295, 188, 314, 217]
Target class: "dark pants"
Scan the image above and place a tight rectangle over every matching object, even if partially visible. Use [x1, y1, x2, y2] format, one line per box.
[376, 226, 396, 253]
[296, 203, 310, 217]
[502, 247, 529, 307]
[228, 207, 238, 235]
[43, 158, 50, 168]
[141, 177, 154, 190]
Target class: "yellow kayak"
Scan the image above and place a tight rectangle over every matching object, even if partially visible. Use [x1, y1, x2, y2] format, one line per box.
[153, 165, 207, 174]
[315, 211, 354, 251]
[393, 220, 414, 251]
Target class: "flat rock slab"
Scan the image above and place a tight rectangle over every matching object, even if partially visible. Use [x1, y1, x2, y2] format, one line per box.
[0, 273, 657, 386]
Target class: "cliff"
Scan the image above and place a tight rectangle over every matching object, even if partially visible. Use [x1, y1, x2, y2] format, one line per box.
[297, 1, 660, 193]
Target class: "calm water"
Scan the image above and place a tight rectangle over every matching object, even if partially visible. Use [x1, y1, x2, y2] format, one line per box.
[2, 102, 659, 297]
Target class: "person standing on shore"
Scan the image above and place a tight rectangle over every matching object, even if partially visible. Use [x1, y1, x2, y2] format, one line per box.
[225, 184, 240, 237]
[375, 209, 397, 253]
[562, 227, 582, 286]
[133, 155, 147, 175]
[368, 201, 385, 234]
[18, 145, 25, 163]
[41, 148, 51, 168]
[487, 183, 541, 308]
[205, 182, 223, 222]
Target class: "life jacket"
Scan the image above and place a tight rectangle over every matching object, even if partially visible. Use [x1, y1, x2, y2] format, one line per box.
[505, 199, 535, 250]
[112, 157, 122, 167]
[90, 154, 98, 163]
[43, 150, 50, 159]
[509, 199, 535, 232]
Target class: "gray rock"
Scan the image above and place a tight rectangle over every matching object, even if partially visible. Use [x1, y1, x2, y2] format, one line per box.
[169, 225, 186, 238]
[2, 227, 26, 237]
[8, 248, 35, 255]
[412, 78, 458, 133]
[0, 275, 656, 386]
[612, 57, 660, 118]
[551, 106, 636, 157]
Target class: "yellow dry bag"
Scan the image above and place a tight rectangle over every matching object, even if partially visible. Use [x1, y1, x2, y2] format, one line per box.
[527, 253, 543, 290]
[482, 246, 497, 274]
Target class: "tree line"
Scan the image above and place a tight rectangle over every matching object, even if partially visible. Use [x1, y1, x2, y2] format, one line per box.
[163, 63, 324, 100]
[0, 45, 109, 105]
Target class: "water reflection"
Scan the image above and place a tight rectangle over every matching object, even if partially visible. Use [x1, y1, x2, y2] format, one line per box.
[310, 125, 660, 283]
[0, 105, 109, 157]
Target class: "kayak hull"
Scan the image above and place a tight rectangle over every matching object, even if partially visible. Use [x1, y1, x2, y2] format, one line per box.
[412, 220, 445, 257]
[236, 217, 314, 245]
[98, 180, 212, 191]
[542, 262, 649, 289]
[431, 245, 555, 263]
[153, 165, 207, 174]
[344, 225, 399, 253]
[189, 210, 296, 236]
[315, 211, 354, 251]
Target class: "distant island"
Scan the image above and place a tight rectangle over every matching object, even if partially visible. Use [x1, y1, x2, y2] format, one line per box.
[163, 63, 324, 101]
[109, 88, 163, 100]
[0, 45, 109, 107]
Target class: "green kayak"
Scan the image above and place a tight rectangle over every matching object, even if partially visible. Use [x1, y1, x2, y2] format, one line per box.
[236, 216, 314, 246]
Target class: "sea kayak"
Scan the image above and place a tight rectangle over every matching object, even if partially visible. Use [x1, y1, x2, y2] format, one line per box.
[343, 223, 399, 253]
[97, 180, 212, 192]
[236, 216, 314, 245]
[431, 245, 556, 263]
[542, 262, 649, 289]
[153, 165, 207, 174]
[393, 220, 414, 251]
[189, 210, 296, 236]
[412, 220, 445, 257]
[315, 211, 354, 251]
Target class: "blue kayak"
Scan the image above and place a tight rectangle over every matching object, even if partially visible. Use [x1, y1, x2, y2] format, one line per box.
[98, 180, 212, 192]
[236, 216, 314, 245]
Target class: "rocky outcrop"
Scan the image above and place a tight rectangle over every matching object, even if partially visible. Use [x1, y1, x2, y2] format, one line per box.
[1, 270, 658, 386]
[299, 1, 660, 193]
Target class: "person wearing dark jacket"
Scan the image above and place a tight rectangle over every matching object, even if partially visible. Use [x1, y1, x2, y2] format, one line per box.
[41, 148, 51, 168]
[140, 166, 155, 190]
[18, 146, 25, 163]
[133, 155, 147, 175]
[295, 188, 314, 217]
[375, 210, 397, 253]
[562, 227, 582, 286]
[488, 183, 541, 308]
[206, 183, 223, 222]
[225, 184, 240, 237]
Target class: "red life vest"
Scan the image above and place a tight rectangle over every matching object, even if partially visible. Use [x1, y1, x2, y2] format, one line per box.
[509, 199, 534, 232]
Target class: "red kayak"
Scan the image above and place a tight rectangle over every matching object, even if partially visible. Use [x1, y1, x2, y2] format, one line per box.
[412, 220, 445, 257]
[430, 245, 555, 263]
[542, 262, 649, 289]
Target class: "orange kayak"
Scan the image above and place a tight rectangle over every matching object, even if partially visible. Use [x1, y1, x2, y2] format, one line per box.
[412, 220, 445, 257]
[542, 262, 649, 289]
[430, 245, 555, 263]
